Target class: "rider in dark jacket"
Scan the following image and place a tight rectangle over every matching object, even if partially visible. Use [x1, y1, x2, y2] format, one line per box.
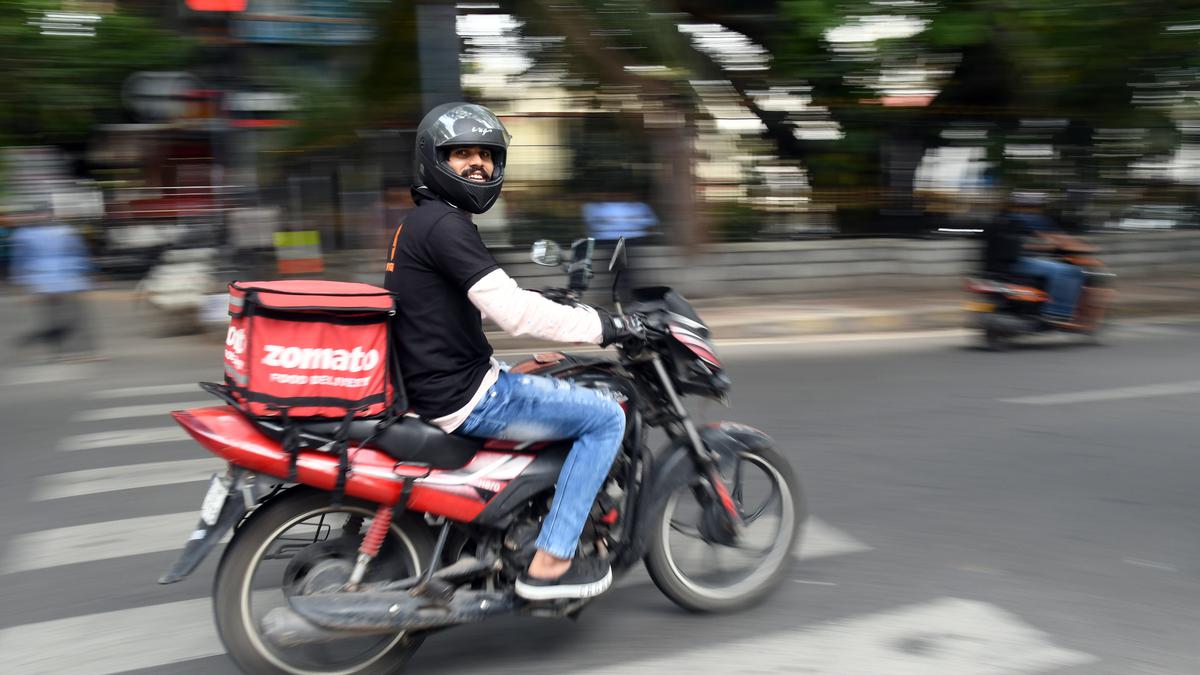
[384, 102, 641, 600]
[984, 192, 1086, 323]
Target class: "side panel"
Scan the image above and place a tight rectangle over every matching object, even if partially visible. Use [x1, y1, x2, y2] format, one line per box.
[174, 407, 537, 523]
[407, 451, 538, 523]
[471, 443, 571, 527]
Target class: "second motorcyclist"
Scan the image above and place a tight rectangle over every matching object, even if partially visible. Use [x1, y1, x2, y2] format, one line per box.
[985, 191, 1089, 326]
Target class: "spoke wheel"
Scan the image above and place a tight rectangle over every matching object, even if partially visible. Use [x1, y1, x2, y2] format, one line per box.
[213, 488, 434, 675]
[645, 444, 805, 613]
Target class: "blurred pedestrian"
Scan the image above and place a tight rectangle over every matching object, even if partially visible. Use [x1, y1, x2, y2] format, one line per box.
[582, 192, 658, 298]
[8, 196, 98, 361]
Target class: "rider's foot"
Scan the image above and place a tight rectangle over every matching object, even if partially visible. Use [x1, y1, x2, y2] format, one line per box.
[516, 555, 612, 601]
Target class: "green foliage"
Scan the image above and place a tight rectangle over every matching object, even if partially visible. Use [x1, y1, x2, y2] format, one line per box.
[0, 2, 192, 145]
[283, 77, 364, 152]
[356, 0, 421, 126]
[708, 200, 763, 242]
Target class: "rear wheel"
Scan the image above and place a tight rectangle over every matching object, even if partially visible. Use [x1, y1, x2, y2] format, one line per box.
[213, 488, 434, 675]
[645, 445, 804, 613]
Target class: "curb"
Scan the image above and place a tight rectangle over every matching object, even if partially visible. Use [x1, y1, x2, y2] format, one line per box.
[76, 287, 1200, 350]
[487, 298, 1199, 349]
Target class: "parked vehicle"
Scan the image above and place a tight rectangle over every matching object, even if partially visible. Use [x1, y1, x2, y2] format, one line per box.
[160, 237, 805, 674]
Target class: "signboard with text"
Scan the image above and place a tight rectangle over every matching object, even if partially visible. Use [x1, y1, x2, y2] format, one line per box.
[232, 0, 373, 45]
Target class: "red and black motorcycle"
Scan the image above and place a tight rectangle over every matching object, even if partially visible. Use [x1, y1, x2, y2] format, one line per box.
[160, 237, 805, 675]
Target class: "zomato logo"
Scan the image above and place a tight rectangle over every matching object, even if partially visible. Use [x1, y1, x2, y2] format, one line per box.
[262, 345, 380, 373]
[225, 326, 247, 354]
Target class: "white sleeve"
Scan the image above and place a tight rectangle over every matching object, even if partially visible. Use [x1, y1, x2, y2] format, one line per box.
[467, 268, 603, 344]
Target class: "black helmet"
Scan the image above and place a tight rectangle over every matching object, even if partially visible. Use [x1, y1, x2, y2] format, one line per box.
[415, 102, 511, 214]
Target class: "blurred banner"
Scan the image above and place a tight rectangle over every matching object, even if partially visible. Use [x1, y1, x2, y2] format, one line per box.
[274, 230, 324, 275]
[232, 0, 373, 46]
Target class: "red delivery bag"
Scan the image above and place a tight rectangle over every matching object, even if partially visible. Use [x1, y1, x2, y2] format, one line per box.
[224, 280, 400, 418]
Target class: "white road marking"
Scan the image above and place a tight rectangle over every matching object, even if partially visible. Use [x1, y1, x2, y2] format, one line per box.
[1, 363, 95, 386]
[0, 598, 221, 675]
[797, 517, 873, 560]
[1000, 379, 1200, 405]
[57, 426, 189, 451]
[87, 383, 205, 400]
[613, 517, 868, 591]
[1123, 558, 1179, 573]
[575, 597, 1096, 674]
[0, 511, 201, 574]
[72, 400, 215, 422]
[32, 458, 225, 501]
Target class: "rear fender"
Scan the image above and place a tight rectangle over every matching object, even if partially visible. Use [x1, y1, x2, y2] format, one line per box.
[158, 467, 281, 584]
[636, 422, 772, 539]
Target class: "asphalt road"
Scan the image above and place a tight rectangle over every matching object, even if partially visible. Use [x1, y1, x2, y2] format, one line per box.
[1, 314, 1199, 674]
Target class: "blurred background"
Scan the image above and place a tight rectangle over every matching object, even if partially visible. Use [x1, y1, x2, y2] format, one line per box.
[3, 1, 1199, 291]
[1, 2, 1200, 674]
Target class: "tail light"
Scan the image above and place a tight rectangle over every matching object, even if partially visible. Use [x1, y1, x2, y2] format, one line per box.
[172, 410, 227, 453]
[965, 278, 1002, 294]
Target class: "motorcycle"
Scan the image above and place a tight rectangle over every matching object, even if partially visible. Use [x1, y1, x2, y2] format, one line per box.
[159, 236, 805, 674]
[964, 235, 1117, 350]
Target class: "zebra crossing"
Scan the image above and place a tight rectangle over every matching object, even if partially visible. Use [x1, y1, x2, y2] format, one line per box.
[0, 379, 1099, 675]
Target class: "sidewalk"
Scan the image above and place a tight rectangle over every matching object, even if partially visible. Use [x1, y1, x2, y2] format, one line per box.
[9, 274, 1196, 357]
[484, 275, 1200, 349]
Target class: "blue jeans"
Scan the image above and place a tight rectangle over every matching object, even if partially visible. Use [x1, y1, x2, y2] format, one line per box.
[459, 370, 626, 559]
[1014, 257, 1085, 319]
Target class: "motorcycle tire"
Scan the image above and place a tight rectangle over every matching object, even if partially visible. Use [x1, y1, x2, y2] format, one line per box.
[644, 444, 805, 613]
[213, 487, 434, 675]
[983, 327, 1008, 351]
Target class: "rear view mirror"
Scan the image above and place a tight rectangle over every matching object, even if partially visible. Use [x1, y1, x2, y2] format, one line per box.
[530, 240, 562, 267]
[608, 237, 627, 273]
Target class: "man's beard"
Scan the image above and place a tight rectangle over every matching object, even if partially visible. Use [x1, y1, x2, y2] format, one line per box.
[461, 167, 491, 182]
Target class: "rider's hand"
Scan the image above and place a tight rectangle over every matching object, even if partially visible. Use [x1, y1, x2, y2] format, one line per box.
[597, 309, 649, 347]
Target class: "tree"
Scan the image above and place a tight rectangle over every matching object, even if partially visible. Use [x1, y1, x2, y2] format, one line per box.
[0, 2, 192, 147]
[505, 0, 714, 248]
[691, 0, 1200, 231]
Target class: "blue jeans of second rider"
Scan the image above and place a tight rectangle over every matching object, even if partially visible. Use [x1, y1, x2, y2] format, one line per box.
[459, 370, 626, 559]
[1014, 256, 1085, 319]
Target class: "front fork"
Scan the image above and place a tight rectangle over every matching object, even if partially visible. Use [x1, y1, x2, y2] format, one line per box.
[649, 355, 745, 538]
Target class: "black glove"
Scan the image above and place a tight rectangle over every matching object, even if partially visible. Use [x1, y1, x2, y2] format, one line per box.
[598, 309, 648, 347]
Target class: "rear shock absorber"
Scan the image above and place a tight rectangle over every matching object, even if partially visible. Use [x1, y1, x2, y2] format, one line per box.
[347, 504, 393, 590]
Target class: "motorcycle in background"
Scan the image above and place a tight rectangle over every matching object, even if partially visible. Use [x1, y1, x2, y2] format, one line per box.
[965, 234, 1116, 350]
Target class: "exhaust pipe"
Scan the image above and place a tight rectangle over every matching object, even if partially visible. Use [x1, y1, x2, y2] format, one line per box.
[261, 607, 396, 648]
[289, 589, 515, 634]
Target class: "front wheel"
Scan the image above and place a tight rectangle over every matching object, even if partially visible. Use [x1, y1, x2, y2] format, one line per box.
[213, 487, 434, 675]
[644, 444, 805, 613]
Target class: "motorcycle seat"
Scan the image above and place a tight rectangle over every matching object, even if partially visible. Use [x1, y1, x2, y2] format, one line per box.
[279, 417, 484, 470]
[988, 272, 1044, 288]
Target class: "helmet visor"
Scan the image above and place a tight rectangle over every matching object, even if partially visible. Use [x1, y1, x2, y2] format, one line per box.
[428, 104, 511, 149]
